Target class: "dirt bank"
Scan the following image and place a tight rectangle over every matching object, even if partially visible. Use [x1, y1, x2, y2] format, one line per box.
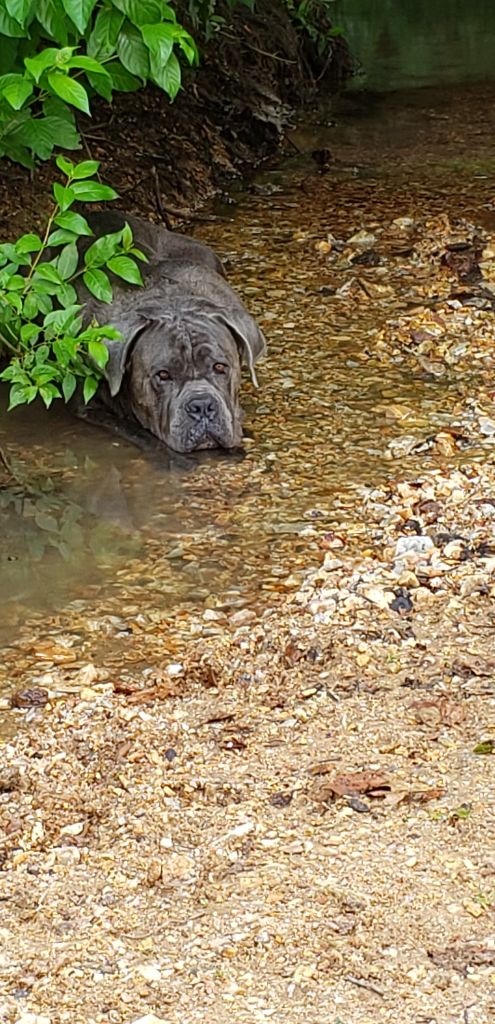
[0, 0, 351, 239]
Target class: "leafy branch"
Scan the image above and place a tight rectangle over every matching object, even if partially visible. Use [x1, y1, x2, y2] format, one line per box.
[0, 156, 147, 410]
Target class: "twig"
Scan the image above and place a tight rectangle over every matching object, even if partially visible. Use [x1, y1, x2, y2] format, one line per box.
[151, 165, 172, 229]
[316, 48, 335, 84]
[220, 31, 297, 63]
[150, 167, 228, 224]
[0, 445, 13, 478]
[344, 975, 385, 997]
[80, 132, 103, 183]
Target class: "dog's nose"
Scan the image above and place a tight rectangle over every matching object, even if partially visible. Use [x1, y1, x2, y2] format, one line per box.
[185, 394, 217, 421]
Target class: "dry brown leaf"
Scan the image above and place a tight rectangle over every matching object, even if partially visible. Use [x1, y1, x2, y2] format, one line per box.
[323, 770, 391, 798]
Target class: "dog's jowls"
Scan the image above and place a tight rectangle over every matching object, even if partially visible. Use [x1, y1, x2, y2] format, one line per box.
[78, 211, 266, 453]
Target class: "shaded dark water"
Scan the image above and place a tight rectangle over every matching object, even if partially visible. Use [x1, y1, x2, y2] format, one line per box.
[332, 0, 495, 91]
[2, 4, 495, 640]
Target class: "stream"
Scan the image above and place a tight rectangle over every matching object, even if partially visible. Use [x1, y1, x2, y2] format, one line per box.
[2, 0, 495, 648]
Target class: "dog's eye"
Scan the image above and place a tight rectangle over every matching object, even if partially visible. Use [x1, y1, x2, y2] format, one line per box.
[213, 363, 227, 375]
[156, 369, 171, 382]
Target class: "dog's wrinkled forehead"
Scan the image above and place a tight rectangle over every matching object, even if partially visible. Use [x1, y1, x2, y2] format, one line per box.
[132, 314, 239, 374]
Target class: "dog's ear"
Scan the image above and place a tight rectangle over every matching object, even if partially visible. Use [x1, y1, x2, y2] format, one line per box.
[208, 308, 266, 387]
[98, 312, 150, 397]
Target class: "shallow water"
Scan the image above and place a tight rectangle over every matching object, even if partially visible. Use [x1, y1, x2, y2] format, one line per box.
[2, 63, 495, 643]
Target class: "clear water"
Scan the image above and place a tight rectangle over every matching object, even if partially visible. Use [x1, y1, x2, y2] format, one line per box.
[2, 3, 495, 643]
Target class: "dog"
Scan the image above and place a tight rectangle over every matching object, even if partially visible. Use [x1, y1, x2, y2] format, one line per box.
[78, 211, 266, 453]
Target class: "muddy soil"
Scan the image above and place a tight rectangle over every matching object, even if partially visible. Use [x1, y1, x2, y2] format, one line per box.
[0, 0, 350, 240]
[2, 55, 495, 1024]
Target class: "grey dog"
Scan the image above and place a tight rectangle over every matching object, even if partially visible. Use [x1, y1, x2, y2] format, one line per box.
[79, 211, 266, 454]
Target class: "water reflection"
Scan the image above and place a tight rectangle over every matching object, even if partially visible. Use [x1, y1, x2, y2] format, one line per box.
[332, 0, 495, 91]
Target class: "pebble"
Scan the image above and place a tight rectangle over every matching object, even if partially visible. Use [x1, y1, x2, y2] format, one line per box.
[362, 586, 396, 610]
[14, 1017, 51, 1024]
[130, 1017, 169, 1024]
[135, 963, 162, 982]
[347, 230, 377, 247]
[395, 536, 435, 558]
[202, 608, 226, 622]
[229, 608, 257, 626]
[459, 575, 489, 597]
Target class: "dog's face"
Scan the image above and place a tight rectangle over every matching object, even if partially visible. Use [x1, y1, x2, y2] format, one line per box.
[100, 300, 265, 454]
[127, 317, 243, 452]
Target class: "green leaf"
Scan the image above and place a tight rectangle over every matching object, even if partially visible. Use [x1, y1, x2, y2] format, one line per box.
[36, 0, 70, 44]
[141, 23, 174, 77]
[107, 254, 143, 285]
[178, 34, 198, 66]
[108, 60, 140, 92]
[15, 234, 42, 254]
[54, 210, 93, 235]
[83, 268, 113, 302]
[23, 292, 39, 318]
[117, 22, 150, 79]
[87, 6, 124, 59]
[53, 182, 76, 212]
[58, 282, 78, 306]
[8, 382, 38, 409]
[72, 159, 100, 178]
[5, 0, 32, 26]
[45, 304, 82, 332]
[70, 180, 118, 201]
[0, 137, 33, 168]
[48, 114, 81, 151]
[88, 339, 109, 368]
[42, 93, 77, 121]
[161, 3, 177, 21]
[113, 0, 167, 27]
[25, 48, 66, 84]
[9, 116, 56, 161]
[60, 0, 98, 33]
[86, 69, 113, 102]
[83, 375, 99, 403]
[84, 230, 122, 266]
[473, 740, 494, 755]
[40, 382, 61, 407]
[35, 511, 59, 531]
[53, 336, 76, 362]
[67, 55, 111, 79]
[154, 52, 181, 99]
[0, 6, 26, 36]
[6, 274, 25, 290]
[35, 344, 50, 365]
[0, 73, 33, 109]
[34, 263, 64, 284]
[20, 323, 40, 344]
[62, 371, 77, 402]
[56, 154, 75, 176]
[0, 35, 18, 78]
[48, 71, 90, 114]
[11, 114, 81, 161]
[57, 243, 79, 279]
[47, 228, 78, 246]
[121, 221, 133, 248]
[36, 292, 53, 314]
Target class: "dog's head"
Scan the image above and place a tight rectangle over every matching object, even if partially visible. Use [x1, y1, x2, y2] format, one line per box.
[99, 299, 266, 453]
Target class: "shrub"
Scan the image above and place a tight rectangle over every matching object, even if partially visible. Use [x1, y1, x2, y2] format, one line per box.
[0, 156, 145, 409]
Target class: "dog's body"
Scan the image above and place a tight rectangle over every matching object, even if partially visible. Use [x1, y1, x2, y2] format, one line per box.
[78, 212, 266, 453]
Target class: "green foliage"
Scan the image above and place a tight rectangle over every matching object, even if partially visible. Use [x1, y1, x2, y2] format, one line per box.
[0, 158, 147, 411]
[283, 0, 343, 57]
[0, 0, 199, 166]
[0, 0, 341, 167]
